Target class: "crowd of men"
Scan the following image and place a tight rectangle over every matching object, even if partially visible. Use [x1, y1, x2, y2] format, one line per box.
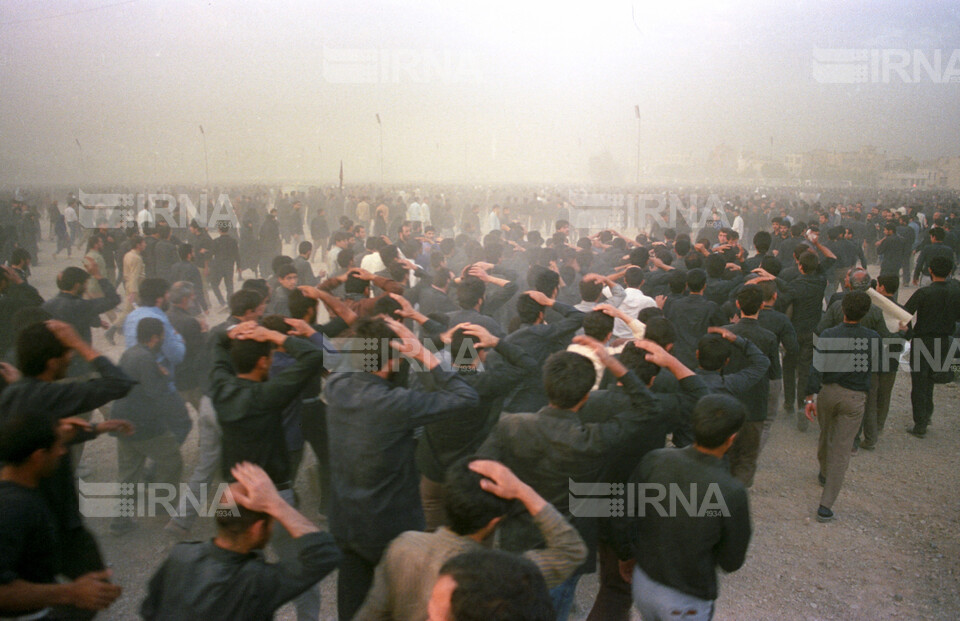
[1, 185, 959, 621]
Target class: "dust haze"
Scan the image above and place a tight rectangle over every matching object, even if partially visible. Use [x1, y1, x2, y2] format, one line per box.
[1, 0, 959, 186]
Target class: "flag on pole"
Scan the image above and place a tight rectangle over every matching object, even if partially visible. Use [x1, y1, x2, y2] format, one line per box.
[339, 160, 343, 191]
[376, 113, 381, 126]
[199, 125, 205, 135]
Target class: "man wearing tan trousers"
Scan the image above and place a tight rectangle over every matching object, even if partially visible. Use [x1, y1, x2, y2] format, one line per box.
[804, 291, 879, 523]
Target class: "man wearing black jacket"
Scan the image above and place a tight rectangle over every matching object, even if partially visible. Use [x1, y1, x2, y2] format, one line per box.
[612, 394, 752, 620]
[0, 320, 135, 584]
[783, 235, 837, 429]
[414, 323, 537, 530]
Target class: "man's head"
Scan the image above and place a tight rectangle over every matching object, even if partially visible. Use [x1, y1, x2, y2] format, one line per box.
[930, 226, 945, 243]
[352, 317, 401, 374]
[624, 267, 644, 290]
[618, 342, 661, 386]
[56, 266, 90, 295]
[929, 256, 954, 279]
[686, 268, 707, 294]
[798, 251, 819, 275]
[844, 268, 871, 292]
[876, 274, 899, 297]
[456, 276, 486, 311]
[443, 458, 512, 538]
[229, 290, 265, 321]
[16, 322, 71, 379]
[696, 333, 732, 371]
[841, 290, 871, 323]
[428, 550, 554, 621]
[136, 316, 165, 351]
[582, 310, 614, 343]
[752, 231, 771, 254]
[298, 240, 312, 257]
[735, 285, 763, 318]
[0, 414, 65, 480]
[215, 483, 272, 550]
[230, 333, 276, 378]
[169, 281, 195, 311]
[516, 293, 546, 325]
[139, 278, 170, 308]
[692, 394, 746, 453]
[276, 264, 299, 290]
[288, 288, 317, 323]
[543, 351, 595, 411]
[178, 243, 194, 262]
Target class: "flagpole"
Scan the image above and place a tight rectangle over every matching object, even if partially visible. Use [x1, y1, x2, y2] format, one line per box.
[376, 113, 383, 187]
[199, 125, 210, 191]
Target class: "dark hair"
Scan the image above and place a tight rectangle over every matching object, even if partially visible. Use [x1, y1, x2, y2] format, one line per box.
[271, 255, 294, 275]
[697, 333, 731, 371]
[241, 278, 270, 302]
[215, 498, 270, 535]
[344, 272, 368, 295]
[624, 267, 644, 288]
[638, 306, 663, 323]
[337, 248, 355, 269]
[276, 264, 297, 279]
[178, 243, 193, 261]
[752, 231, 772, 254]
[288, 288, 317, 320]
[876, 273, 899, 294]
[618, 342, 660, 385]
[930, 226, 946, 242]
[10, 247, 31, 265]
[298, 240, 313, 255]
[534, 270, 560, 297]
[457, 276, 487, 310]
[230, 337, 274, 374]
[16, 322, 68, 377]
[759, 255, 782, 276]
[57, 266, 90, 291]
[643, 316, 675, 347]
[260, 314, 291, 334]
[0, 413, 57, 465]
[667, 269, 687, 295]
[449, 327, 480, 367]
[432, 269, 452, 289]
[628, 247, 649, 269]
[841, 290, 871, 322]
[543, 351, 595, 409]
[352, 317, 398, 371]
[136, 317, 164, 345]
[139, 278, 170, 307]
[736, 285, 763, 316]
[582, 310, 615, 341]
[229, 289, 264, 317]
[516, 293, 545, 325]
[372, 295, 402, 320]
[692, 394, 746, 448]
[686, 268, 707, 293]
[439, 550, 554, 621]
[798, 251, 819, 274]
[443, 458, 513, 535]
[704, 253, 725, 278]
[929, 256, 954, 278]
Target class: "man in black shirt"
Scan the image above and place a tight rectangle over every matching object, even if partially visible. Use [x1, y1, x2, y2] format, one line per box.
[142, 462, 341, 621]
[613, 393, 751, 619]
[0, 320, 135, 583]
[903, 256, 960, 438]
[210, 222, 240, 307]
[783, 236, 837, 428]
[0, 414, 123, 618]
[804, 291, 880, 522]
[912, 226, 955, 286]
[661, 269, 726, 369]
[875, 222, 906, 277]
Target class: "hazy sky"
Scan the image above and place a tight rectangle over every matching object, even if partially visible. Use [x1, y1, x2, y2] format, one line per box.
[1, 0, 959, 185]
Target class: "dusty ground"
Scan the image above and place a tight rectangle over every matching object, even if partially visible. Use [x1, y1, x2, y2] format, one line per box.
[24, 235, 960, 620]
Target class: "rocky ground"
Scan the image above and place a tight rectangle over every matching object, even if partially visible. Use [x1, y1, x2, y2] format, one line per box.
[24, 235, 960, 620]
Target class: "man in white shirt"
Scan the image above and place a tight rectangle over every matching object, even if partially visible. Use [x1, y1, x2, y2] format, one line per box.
[486, 205, 501, 233]
[63, 202, 80, 247]
[406, 198, 422, 232]
[613, 267, 656, 339]
[731, 209, 744, 240]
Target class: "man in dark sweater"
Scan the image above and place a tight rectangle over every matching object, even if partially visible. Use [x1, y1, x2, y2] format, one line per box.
[912, 226, 955, 286]
[804, 291, 880, 522]
[723, 286, 778, 487]
[612, 393, 752, 619]
[782, 236, 837, 428]
[661, 269, 727, 370]
[904, 256, 960, 438]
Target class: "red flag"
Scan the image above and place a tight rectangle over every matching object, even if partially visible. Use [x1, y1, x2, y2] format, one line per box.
[339, 160, 343, 191]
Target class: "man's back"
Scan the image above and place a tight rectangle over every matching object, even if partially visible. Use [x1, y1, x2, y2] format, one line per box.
[622, 446, 751, 602]
[665, 295, 725, 368]
[141, 535, 340, 621]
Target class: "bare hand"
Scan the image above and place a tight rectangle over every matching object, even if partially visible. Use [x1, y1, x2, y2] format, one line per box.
[461, 323, 498, 349]
[618, 560, 636, 584]
[805, 397, 817, 421]
[229, 461, 283, 513]
[571, 334, 611, 365]
[297, 285, 321, 299]
[46, 320, 85, 350]
[655, 294, 667, 309]
[97, 420, 135, 436]
[0, 362, 21, 384]
[83, 257, 101, 279]
[707, 326, 736, 342]
[69, 569, 122, 611]
[469, 459, 530, 500]
[388, 293, 417, 318]
[524, 290, 553, 306]
[284, 317, 317, 337]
